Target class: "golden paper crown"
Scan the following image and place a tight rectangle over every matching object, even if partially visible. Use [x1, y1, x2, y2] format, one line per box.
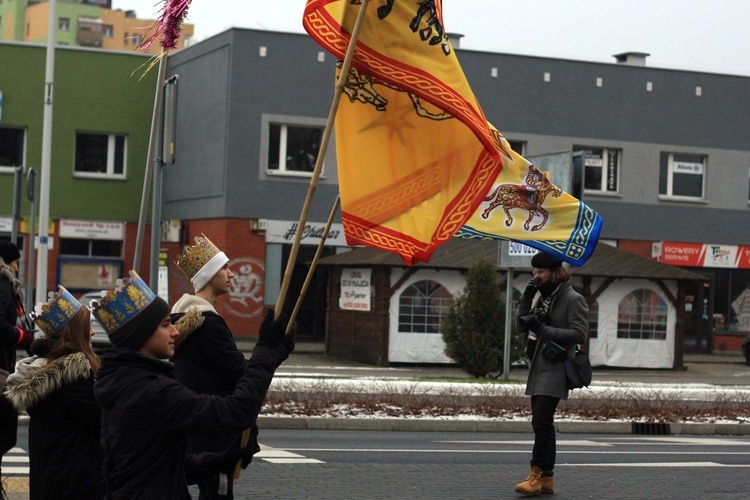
[31, 286, 82, 336]
[176, 234, 221, 279]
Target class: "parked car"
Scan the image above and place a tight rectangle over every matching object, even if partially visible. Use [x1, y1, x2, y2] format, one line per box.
[79, 291, 111, 349]
[743, 335, 750, 366]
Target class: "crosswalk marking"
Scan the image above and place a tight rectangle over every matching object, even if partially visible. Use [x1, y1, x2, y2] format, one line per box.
[256, 445, 325, 464]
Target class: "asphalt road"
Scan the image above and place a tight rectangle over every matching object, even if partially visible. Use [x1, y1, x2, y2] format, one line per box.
[7, 426, 749, 499]
[222, 429, 750, 499]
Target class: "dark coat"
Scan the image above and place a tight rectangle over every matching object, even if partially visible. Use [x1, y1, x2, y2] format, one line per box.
[170, 297, 247, 455]
[0, 263, 22, 373]
[5, 352, 102, 500]
[93, 344, 280, 500]
[517, 280, 588, 401]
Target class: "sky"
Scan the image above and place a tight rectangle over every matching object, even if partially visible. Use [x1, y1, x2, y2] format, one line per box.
[111, 0, 750, 77]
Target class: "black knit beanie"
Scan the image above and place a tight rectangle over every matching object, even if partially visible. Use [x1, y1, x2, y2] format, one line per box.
[108, 296, 170, 350]
[0, 241, 21, 264]
[531, 251, 562, 269]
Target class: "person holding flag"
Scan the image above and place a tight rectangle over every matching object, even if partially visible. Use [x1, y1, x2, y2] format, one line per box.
[92, 271, 295, 499]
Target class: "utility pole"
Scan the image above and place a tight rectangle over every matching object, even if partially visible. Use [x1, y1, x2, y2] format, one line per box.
[35, 0, 57, 303]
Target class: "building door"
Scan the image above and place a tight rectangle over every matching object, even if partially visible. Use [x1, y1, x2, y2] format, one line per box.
[280, 244, 334, 341]
[683, 277, 712, 354]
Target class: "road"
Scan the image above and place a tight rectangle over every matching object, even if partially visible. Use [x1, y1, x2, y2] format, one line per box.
[6, 426, 750, 499]
[226, 429, 749, 499]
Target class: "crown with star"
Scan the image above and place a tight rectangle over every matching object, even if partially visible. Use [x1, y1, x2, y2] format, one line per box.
[31, 286, 82, 336]
[91, 271, 156, 336]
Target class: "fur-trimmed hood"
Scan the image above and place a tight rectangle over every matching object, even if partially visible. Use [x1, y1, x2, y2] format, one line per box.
[4, 352, 93, 411]
[0, 257, 21, 292]
[170, 294, 218, 349]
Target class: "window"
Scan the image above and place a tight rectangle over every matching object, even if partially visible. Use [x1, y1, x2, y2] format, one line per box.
[574, 146, 620, 194]
[102, 24, 113, 38]
[507, 140, 525, 156]
[659, 152, 705, 200]
[59, 238, 122, 258]
[617, 289, 668, 340]
[588, 300, 599, 339]
[267, 123, 323, 176]
[0, 127, 26, 172]
[74, 132, 127, 178]
[398, 280, 453, 334]
[131, 33, 143, 46]
[58, 17, 70, 31]
[123, 32, 128, 45]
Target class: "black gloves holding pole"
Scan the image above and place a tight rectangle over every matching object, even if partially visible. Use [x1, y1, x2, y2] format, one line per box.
[255, 309, 296, 364]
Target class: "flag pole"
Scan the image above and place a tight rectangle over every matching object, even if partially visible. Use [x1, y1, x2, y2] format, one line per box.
[234, 1, 372, 480]
[133, 56, 168, 275]
[288, 195, 341, 333]
[272, 0, 370, 320]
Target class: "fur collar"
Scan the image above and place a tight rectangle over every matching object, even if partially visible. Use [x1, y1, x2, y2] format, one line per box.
[171, 294, 217, 349]
[4, 352, 93, 411]
[0, 258, 20, 291]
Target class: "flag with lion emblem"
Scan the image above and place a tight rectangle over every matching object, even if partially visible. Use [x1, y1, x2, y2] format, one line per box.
[456, 141, 603, 266]
[303, 0, 507, 265]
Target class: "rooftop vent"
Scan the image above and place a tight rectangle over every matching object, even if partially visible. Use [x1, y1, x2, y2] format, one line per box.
[447, 33, 464, 49]
[613, 52, 650, 66]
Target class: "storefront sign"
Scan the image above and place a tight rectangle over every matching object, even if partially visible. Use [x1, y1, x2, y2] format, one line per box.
[339, 268, 371, 311]
[658, 242, 750, 269]
[0, 217, 12, 233]
[59, 219, 124, 240]
[266, 220, 348, 247]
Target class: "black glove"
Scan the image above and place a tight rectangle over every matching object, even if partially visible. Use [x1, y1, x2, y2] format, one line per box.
[525, 314, 544, 334]
[220, 444, 258, 472]
[523, 278, 541, 298]
[256, 309, 296, 360]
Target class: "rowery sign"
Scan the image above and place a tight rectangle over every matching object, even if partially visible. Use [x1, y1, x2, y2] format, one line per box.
[654, 241, 750, 269]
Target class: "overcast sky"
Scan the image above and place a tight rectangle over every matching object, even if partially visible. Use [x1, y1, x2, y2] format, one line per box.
[112, 0, 750, 76]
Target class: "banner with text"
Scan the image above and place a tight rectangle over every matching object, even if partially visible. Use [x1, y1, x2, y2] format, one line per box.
[656, 242, 750, 269]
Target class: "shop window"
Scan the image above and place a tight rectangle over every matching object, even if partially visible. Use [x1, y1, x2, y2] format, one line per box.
[398, 280, 453, 334]
[588, 300, 599, 339]
[263, 117, 325, 177]
[58, 17, 70, 32]
[0, 127, 25, 172]
[74, 132, 127, 178]
[617, 289, 668, 340]
[659, 152, 706, 200]
[573, 146, 620, 194]
[59, 238, 122, 258]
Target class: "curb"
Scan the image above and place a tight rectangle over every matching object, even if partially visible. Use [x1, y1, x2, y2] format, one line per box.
[257, 416, 750, 435]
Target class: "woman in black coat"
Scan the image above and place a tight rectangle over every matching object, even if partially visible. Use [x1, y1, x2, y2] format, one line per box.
[0, 242, 34, 485]
[5, 287, 102, 500]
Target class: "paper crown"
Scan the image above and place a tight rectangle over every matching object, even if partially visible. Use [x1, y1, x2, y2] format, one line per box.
[31, 286, 82, 336]
[176, 234, 221, 279]
[91, 271, 157, 336]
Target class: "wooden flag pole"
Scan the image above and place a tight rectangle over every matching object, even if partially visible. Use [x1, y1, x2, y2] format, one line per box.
[288, 195, 341, 332]
[234, 0, 371, 479]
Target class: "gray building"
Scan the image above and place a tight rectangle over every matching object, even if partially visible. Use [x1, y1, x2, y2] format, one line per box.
[162, 28, 750, 352]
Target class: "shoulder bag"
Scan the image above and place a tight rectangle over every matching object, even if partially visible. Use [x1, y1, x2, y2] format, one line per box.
[564, 349, 592, 389]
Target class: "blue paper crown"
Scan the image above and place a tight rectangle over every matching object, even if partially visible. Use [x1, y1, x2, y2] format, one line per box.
[31, 286, 82, 336]
[91, 270, 156, 336]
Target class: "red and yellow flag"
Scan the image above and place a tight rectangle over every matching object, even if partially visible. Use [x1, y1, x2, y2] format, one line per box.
[303, 0, 505, 265]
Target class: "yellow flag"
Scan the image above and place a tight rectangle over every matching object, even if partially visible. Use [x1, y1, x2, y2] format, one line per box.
[303, 0, 506, 264]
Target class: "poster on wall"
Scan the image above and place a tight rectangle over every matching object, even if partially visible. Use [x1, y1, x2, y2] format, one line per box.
[339, 268, 371, 311]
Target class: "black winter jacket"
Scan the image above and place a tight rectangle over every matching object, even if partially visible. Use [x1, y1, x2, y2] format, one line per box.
[5, 352, 102, 499]
[170, 296, 247, 455]
[93, 344, 280, 500]
[1, 263, 23, 373]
